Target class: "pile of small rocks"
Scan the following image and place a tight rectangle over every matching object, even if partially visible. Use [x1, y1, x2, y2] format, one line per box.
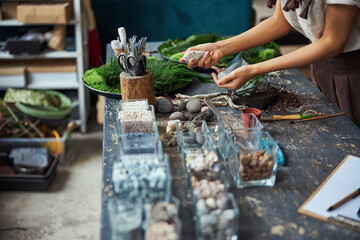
[240, 150, 274, 181]
[118, 108, 154, 133]
[145, 201, 180, 240]
[193, 179, 237, 239]
[112, 155, 168, 201]
[185, 150, 219, 174]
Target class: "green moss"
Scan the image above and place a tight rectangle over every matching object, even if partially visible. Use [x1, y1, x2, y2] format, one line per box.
[169, 52, 184, 61]
[258, 48, 278, 61]
[83, 67, 122, 94]
[82, 57, 212, 94]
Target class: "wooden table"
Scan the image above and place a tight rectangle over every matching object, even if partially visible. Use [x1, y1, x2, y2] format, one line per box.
[100, 43, 360, 239]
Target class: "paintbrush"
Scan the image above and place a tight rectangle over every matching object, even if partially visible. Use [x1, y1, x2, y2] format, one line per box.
[261, 114, 312, 121]
[290, 112, 345, 124]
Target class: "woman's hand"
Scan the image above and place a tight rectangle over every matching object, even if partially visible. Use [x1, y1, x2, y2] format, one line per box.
[180, 42, 224, 69]
[212, 65, 255, 90]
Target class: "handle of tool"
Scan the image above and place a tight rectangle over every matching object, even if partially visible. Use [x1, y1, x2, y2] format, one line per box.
[273, 114, 311, 120]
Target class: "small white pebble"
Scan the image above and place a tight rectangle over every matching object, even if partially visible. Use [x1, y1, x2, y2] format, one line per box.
[183, 50, 205, 64]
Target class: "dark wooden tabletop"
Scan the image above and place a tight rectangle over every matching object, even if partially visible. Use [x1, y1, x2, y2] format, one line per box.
[100, 43, 360, 240]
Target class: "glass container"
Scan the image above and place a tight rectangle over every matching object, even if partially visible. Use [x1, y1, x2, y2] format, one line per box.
[116, 104, 155, 134]
[229, 131, 279, 188]
[112, 154, 171, 203]
[217, 114, 263, 164]
[107, 195, 143, 240]
[194, 192, 239, 240]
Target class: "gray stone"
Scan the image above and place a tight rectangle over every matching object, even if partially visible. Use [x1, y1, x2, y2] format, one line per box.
[178, 101, 187, 111]
[186, 100, 202, 113]
[169, 112, 186, 121]
[155, 98, 174, 113]
[183, 111, 194, 120]
[203, 109, 213, 120]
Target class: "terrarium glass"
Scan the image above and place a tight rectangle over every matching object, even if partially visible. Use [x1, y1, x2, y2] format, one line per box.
[112, 154, 171, 203]
[143, 196, 181, 235]
[191, 170, 230, 203]
[194, 192, 239, 240]
[117, 121, 161, 156]
[116, 104, 155, 134]
[176, 121, 217, 162]
[229, 131, 279, 188]
[145, 216, 182, 240]
[217, 114, 263, 164]
[107, 195, 143, 240]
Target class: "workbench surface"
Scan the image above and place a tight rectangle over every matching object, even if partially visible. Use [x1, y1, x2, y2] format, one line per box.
[100, 43, 360, 240]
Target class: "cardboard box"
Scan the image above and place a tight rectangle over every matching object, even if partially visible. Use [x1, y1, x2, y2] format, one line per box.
[17, 2, 73, 24]
[0, 61, 28, 88]
[27, 59, 77, 89]
[1, 1, 19, 20]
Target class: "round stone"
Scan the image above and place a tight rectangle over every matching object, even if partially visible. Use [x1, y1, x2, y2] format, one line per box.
[169, 112, 186, 121]
[155, 98, 174, 113]
[178, 101, 187, 111]
[186, 100, 202, 113]
[201, 106, 210, 112]
[203, 109, 214, 120]
[183, 111, 194, 120]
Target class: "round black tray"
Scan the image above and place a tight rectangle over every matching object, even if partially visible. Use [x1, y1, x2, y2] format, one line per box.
[83, 81, 191, 99]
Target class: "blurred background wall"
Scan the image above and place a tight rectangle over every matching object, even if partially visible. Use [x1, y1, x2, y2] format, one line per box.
[91, 0, 252, 61]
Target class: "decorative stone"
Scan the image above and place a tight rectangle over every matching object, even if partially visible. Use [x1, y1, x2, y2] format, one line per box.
[169, 112, 186, 121]
[161, 132, 177, 146]
[183, 112, 194, 120]
[155, 98, 174, 113]
[186, 100, 202, 113]
[203, 109, 213, 120]
[178, 101, 187, 111]
[183, 50, 205, 64]
[166, 120, 181, 133]
[201, 106, 210, 112]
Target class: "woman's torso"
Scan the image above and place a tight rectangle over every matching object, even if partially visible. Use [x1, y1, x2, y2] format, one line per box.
[280, 0, 360, 53]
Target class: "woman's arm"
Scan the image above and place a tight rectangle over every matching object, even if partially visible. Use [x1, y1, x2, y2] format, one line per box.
[216, 4, 360, 89]
[183, 0, 292, 69]
[218, 0, 292, 56]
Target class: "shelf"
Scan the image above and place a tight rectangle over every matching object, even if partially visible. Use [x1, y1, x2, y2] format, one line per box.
[0, 19, 76, 26]
[27, 82, 79, 89]
[0, 50, 78, 59]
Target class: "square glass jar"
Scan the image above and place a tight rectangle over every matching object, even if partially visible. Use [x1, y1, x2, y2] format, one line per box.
[144, 196, 181, 240]
[112, 154, 171, 203]
[229, 131, 279, 188]
[194, 192, 239, 240]
[107, 195, 143, 240]
[217, 114, 263, 164]
[116, 104, 155, 134]
[176, 121, 217, 161]
[182, 148, 222, 198]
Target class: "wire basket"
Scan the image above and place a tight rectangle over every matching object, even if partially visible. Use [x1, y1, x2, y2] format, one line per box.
[229, 72, 285, 110]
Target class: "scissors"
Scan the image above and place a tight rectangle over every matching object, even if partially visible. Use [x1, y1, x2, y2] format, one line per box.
[118, 52, 146, 76]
